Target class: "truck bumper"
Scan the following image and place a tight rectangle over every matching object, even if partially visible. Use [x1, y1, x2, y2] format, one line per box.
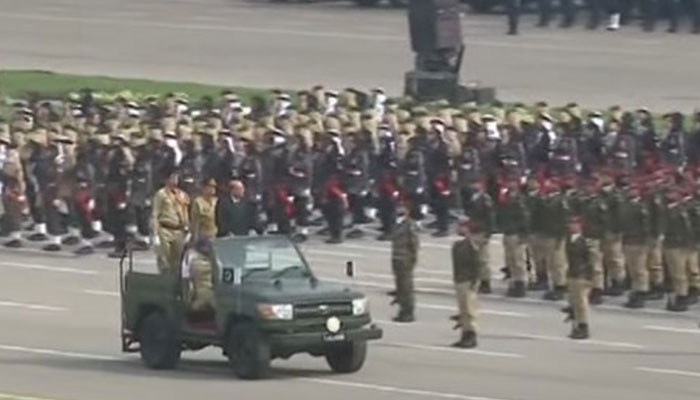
[267, 324, 383, 348]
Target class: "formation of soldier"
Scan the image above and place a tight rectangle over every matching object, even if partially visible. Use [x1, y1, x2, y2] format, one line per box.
[2, 88, 700, 321]
[507, 0, 700, 35]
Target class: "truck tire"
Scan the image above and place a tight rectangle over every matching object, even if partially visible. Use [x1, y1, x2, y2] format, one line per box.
[139, 312, 181, 370]
[325, 341, 367, 373]
[468, 0, 495, 13]
[226, 322, 271, 380]
[354, 0, 380, 7]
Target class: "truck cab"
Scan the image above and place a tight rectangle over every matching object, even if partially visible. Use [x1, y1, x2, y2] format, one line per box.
[120, 235, 382, 379]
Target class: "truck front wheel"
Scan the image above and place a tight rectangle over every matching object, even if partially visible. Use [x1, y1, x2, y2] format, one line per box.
[139, 312, 181, 370]
[226, 322, 271, 380]
[325, 341, 367, 373]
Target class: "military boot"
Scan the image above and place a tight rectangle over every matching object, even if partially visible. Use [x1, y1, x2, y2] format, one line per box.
[544, 286, 566, 301]
[666, 296, 688, 312]
[452, 331, 477, 349]
[686, 287, 699, 305]
[478, 280, 492, 294]
[624, 291, 646, 309]
[589, 288, 604, 305]
[569, 323, 590, 340]
[605, 280, 626, 297]
[392, 310, 415, 323]
[506, 281, 527, 298]
[529, 272, 549, 291]
[646, 284, 665, 300]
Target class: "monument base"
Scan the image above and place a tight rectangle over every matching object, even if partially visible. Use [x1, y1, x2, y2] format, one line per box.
[404, 70, 497, 104]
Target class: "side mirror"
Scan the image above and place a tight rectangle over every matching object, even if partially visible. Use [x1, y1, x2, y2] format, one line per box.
[345, 261, 356, 278]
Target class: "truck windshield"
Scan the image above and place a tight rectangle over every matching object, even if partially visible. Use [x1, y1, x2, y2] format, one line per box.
[212, 236, 310, 279]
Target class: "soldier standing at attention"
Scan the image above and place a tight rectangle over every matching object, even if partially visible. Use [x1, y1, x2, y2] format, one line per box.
[465, 180, 496, 294]
[451, 219, 480, 349]
[565, 215, 593, 340]
[152, 171, 190, 274]
[664, 189, 693, 312]
[621, 185, 651, 309]
[390, 202, 420, 323]
[190, 178, 218, 241]
[499, 179, 530, 298]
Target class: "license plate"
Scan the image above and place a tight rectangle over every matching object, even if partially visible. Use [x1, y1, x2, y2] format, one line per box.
[323, 333, 346, 342]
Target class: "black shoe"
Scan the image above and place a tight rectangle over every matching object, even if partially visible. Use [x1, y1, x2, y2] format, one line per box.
[28, 232, 48, 242]
[43, 243, 62, 252]
[452, 331, 477, 349]
[589, 288, 604, 305]
[346, 229, 364, 239]
[392, 313, 415, 323]
[544, 286, 566, 301]
[387, 290, 397, 297]
[431, 230, 449, 238]
[82, 229, 100, 240]
[624, 292, 646, 309]
[647, 284, 665, 300]
[62, 236, 81, 246]
[4, 239, 23, 248]
[605, 280, 625, 297]
[569, 324, 590, 340]
[506, 281, 527, 298]
[74, 245, 95, 256]
[666, 297, 689, 312]
[325, 237, 343, 245]
[449, 314, 459, 322]
[478, 280, 492, 294]
[667, 27, 678, 33]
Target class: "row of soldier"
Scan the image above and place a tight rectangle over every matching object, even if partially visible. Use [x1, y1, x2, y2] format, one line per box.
[1, 89, 700, 309]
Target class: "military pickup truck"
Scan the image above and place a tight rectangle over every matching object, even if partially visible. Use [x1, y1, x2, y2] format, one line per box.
[119, 235, 382, 379]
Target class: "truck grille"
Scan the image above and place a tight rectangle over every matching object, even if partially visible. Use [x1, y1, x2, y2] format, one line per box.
[294, 302, 352, 319]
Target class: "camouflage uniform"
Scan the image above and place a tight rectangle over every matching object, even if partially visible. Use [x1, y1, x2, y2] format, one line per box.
[390, 216, 420, 321]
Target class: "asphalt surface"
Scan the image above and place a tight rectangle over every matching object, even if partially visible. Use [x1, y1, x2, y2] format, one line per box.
[2, 0, 700, 110]
[0, 223, 699, 400]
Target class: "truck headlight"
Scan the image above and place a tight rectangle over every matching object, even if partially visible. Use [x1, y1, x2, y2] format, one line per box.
[352, 297, 369, 316]
[257, 304, 294, 320]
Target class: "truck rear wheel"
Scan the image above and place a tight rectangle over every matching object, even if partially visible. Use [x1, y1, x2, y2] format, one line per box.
[226, 322, 271, 380]
[139, 312, 181, 369]
[325, 341, 367, 373]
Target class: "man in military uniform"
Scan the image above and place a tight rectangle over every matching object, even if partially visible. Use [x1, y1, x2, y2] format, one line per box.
[190, 178, 218, 241]
[105, 133, 134, 258]
[185, 237, 215, 314]
[600, 175, 626, 296]
[402, 136, 428, 222]
[344, 131, 372, 230]
[621, 185, 651, 308]
[542, 181, 570, 301]
[427, 120, 453, 238]
[128, 136, 154, 249]
[645, 175, 667, 300]
[152, 171, 190, 274]
[1, 127, 27, 248]
[564, 215, 593, 340]
[574, 179, 607, 305]
[499, 179, 530, 298]
[451, 218, 480, 349]
[389, 202, 420, 323]
[664, 189, 693, 312]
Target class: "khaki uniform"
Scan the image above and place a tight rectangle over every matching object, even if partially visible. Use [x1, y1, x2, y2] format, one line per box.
[189, 251, 214, 311]
[621, 197, 651, 293]
[499, 190, 530, 284]
[190, 195, 218, 240]
[152, 187, 190, 274]
[468, 193, 495, 282]
[390, 218, 420, 316]
[601, 189, 626, 285]
[575, 192, 607, 291]
[452, 238, 481, 333]
[664, 202, 693, 299]
[646, 192, 666, 287]
[542, 193, 569, 288]
[567, 234, 594, 325]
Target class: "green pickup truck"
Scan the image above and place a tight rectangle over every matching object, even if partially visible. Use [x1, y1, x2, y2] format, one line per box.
[119, 235, 382, 379]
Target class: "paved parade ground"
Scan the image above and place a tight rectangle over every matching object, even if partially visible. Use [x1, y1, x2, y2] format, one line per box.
[2, 0, 700, 111]
[0, 231, 699, 400]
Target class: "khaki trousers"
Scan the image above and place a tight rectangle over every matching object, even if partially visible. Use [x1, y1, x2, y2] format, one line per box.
[473, 233, 491, 281]
[602, 232, 625, 284]
[624, 244, 649, 292]
[392, 259, 416, 314]
[586, 239, 604, 290]
[455, 281, 479, 333]
[646, 237, 665, 286]
[568, 279, 592, 325]
[541, 237, 568, 287]
[688, 248, 700, 289]
[504, 234, 527, 283]
[157, 230, 186, 274]
[191, 258, 214, 311]
[530, 234, 549, 277]
[664, 247, 691, 297]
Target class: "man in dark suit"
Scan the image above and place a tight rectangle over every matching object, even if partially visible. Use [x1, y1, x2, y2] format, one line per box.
[216, 179, 253, 237]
